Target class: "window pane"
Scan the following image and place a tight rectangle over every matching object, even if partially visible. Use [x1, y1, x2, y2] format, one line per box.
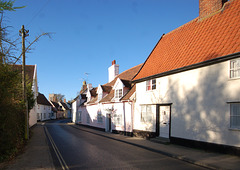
[230, 103, 240, 128]
[146, 80, 151, 91]
[141, 106, 146, 122]
[119, 89, 122, 98]
[230, 59, 240, 78]
[146, 105, 152, 122]
[152, 79, 156, 90]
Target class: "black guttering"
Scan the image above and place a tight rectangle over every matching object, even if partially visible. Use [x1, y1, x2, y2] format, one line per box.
[132, 52, 240, 83]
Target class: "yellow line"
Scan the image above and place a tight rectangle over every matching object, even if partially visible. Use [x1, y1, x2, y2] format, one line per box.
[44, 127, 69, 170]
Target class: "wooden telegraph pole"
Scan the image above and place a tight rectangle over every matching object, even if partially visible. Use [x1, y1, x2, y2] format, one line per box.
[19, 25, 29, 140]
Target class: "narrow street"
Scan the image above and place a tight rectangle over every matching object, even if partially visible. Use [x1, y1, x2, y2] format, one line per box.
[44, 119, 207, 170]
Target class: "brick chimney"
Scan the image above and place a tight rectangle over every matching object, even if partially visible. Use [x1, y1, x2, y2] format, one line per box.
[199, 0, 228, 19]
[108, 60, 119, 82]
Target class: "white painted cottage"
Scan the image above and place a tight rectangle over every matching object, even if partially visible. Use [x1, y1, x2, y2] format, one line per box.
[36, 92, 53, 121]
[72, 60, 142, 135]
[132, 0, 240, 154]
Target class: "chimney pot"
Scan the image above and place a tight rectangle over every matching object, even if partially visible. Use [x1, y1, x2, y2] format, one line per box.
[199, 0, 227, 19]
[112, 60, 116, 65]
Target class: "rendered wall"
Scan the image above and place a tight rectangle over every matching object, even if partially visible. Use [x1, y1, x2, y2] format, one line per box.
[72, 100, 77, 123]
[135, 59, 240, 147]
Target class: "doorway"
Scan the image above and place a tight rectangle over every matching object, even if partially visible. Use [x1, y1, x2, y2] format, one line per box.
[157, 105, 171, 139]
[106, 113, 111, 132]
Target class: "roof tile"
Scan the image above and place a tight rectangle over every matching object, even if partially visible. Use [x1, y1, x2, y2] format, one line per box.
[133, 0, 240, 81]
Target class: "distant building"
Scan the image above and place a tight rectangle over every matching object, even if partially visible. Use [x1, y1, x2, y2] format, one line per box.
[37, 92, 53, 121]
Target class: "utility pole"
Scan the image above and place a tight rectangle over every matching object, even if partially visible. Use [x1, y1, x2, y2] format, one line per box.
[19, 25, 29, 140]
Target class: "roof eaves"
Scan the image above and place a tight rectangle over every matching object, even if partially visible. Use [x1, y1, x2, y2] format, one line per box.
[133, 52, 240, 83]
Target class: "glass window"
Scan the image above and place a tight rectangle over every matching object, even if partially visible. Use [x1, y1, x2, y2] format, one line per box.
[146, 79, 156, 91]
[230, 103, 240, 129]
[87, 114, 90, 124]
[78, 111, 82, 121]
[97, 110, 102, 123]
[141, 105, 153, 123]
[98, 93, 103, 101]
[113, 114, 122, 125]
[115, 89, 123, 99]
[230, 59, 240, 78]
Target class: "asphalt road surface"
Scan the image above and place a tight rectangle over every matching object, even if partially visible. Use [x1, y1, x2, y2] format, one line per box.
[45, 119, 207, 170]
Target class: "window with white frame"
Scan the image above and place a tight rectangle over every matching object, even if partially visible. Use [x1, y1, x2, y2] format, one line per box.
[230, 103, 240, 129]
[141, 105, 153, 123]
[115, 89, 123, 99]
[98, 93, 103, 101]
[113, 114, 122, 125]
[230, 59, 240, 78]
[77, 111, 82, 121]
[97, 110, 103, 123]
[146, 79, 156, 91]
[37, 113, 40, 120]
[87, 114, 90, 124]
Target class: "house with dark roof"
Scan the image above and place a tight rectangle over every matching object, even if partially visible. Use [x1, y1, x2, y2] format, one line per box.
[50, 101, 64, 119]
[36, 92, 53, 121]
[132, 0, 240, 153]
[13, 64, 38, 127]
[72, 60, 142, 135]
[59, 101, 71, 118]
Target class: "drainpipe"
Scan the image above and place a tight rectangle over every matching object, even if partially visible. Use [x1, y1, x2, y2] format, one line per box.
[123, 102, 126, 135]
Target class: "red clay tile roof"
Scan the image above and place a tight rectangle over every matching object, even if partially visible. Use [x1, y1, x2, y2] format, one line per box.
[37, 92, 52, 106]
[100, 64, 142, 103]
[101, 85, 112, 93]
[121, 84, 136, 101]
[105, 64, 143, 87]
[133, 0, 240, 81]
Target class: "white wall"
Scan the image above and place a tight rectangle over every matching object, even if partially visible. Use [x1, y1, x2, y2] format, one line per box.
[29, 65, 38, 127]
[36, 104, 52, 121]
[82, 104, 105, 129]
[134, 59, 240, 147]
[72, 100, 77, 123]
[29, 105, 37, 127]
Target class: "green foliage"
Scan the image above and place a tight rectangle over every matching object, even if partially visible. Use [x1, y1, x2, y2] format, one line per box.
[0, 64, 35, 162]
[0, 0, 25, 11]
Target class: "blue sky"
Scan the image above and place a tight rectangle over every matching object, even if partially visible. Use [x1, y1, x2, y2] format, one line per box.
[6, 0, 198, 101]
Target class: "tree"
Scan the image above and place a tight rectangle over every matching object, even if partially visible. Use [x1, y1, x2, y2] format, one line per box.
[56, 93, 65, 102]
[0, 0, 25, 11]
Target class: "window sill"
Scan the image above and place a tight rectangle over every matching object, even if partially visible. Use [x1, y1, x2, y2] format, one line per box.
[228, 77, 240, 81]
[229, 128, 240, 131]
[146, 89, 156, 92]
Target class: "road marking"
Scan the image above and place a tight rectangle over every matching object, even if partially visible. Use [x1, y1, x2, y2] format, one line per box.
[44, 126, 69, 170]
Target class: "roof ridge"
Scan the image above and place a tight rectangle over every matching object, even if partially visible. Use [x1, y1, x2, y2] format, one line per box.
[117, 63, 143, 77]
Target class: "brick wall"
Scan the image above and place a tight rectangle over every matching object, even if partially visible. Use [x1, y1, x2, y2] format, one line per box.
[199, 0, 228, 18]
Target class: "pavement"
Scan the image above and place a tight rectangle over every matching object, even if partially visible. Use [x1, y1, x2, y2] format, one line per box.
[2, 123, 55, 170]
[2, 122, 240, 170]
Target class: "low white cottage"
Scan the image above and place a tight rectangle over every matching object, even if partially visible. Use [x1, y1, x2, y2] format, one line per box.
[132, 0, 240, 153]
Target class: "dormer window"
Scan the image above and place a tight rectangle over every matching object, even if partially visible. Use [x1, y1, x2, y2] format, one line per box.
[230, 59, 240, 79]
[115, 89, 123, 99]
[146, 79, 156, 91]
[98, 93, 103, 101]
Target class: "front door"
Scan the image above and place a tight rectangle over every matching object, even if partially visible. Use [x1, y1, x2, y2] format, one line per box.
[159, 105, 170, 138]
[106, 113, 111, 132]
